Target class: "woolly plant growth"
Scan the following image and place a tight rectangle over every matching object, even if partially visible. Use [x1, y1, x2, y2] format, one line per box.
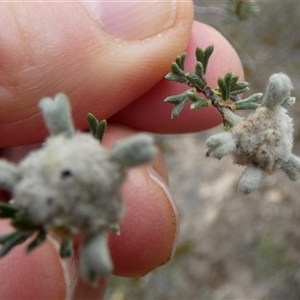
[0, 94, 157, 285]
[165, 45, 300, 193]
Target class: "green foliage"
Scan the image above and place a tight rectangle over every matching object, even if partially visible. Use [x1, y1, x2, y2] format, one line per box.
[164, 89, 193, 118]
[0, 232, 29, 257]
[26, 229, 47, 253]
[0, 202, 41, 257]
[59, 238, 73, 257]
[233, 93, 262, 110]
[195, 45, 214, 74]
[164, 45, 261, 125]
[188, 91, 210, 111]
[87, 113, 107, 143]
[109, 223, 121, 235]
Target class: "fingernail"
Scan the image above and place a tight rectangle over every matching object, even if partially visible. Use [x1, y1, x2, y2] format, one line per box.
[146, 166, 179, 258]
[81, 0, 177, 40]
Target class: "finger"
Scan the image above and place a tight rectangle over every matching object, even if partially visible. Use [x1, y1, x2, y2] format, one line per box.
[109, 166, 177, 277]
[0, 1, 193, 147]
[0, 220, 69, 299]
[0, 221, 108, 300]
[96, 124, 177, 277]
[110, 21, 245, 133]
[0, 124, 176, 296]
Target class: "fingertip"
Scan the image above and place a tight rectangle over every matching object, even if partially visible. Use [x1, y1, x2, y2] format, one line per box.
[100, 124, 178, 277]
[0, 1, 193, 148]
[110, 21, 244, 133]
[109, 167, 178, 277]
[0, 221, 66, 299]
[0, 220, 109, 299]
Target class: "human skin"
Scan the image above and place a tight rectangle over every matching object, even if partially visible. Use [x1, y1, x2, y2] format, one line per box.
[0, 1, 243, 299]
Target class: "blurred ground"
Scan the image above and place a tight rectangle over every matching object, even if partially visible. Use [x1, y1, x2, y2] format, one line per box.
[105, 2, 300, 299]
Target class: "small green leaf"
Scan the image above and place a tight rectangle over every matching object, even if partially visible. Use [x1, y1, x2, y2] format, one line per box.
[232, 81, 249, 92]
[185, 73, 206, 89]
[241, 93, 262, 103]
[206, 149, 212, 157]
[230, 94, 242, 102]
[234, 102, 259, 110]
[175, 53, 186, 70]
[26, 229, 47, 253]
[218, 77, 229, 100]
[165, 89, 192, 104]
[87, 113, 98, 137]
[233, 93, 262, 110]
[195, 62, 206, 86]
[0, 231, 29, 257]
[165, 90, 191, 119]
[11, 210, 40, 231]
[0, 232, 19, 243]
[60, 238, 73, 257]
[164, 95, 181, 104]
[96, 120, 107, 143]
[187, 91, 207, 103]
[109, 224, 121, 235]
[203, 45, 214, 73]
[230, 87, 250, 95]
[0, 203, 20, 218]
[171, 62, 185, 76]
[195, 47, 205, 65]
[87, 114, 107, 143]
[165, 62, 188, 83]
[224, 72, 233, 92]
[171, 99, 189, 118]
[230, 75, 239, 89]
[165, 72, 188, 83]
[204, 45, 214, 59]
[190, 100, 209, 111]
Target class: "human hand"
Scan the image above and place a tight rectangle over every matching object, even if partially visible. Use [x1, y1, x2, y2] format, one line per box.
[0, 1, 243, 299]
